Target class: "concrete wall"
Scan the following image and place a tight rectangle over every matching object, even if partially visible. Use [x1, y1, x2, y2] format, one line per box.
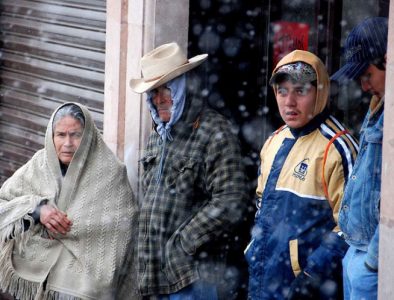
[103, 0, 189, 195]
[378, 1, 394, 299]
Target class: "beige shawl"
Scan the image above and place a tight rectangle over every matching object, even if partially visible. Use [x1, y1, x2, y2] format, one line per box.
[0, 103, 139, 299]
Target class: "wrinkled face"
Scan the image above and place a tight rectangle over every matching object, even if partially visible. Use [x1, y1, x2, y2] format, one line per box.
[53, 116, 84, 165]
[360, 64, 386, 99]
[152, 86, 173, 122]
[275, 81, 317, 129]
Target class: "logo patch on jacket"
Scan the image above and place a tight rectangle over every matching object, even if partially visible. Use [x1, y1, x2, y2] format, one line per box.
[293, 158, 309, 181]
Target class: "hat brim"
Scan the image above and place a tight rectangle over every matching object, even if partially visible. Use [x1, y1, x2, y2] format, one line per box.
[269, 72, 287, 85]
[330, 61, 369, 83]
[130, 54, 208, 94]
[269, 72, 314, 86]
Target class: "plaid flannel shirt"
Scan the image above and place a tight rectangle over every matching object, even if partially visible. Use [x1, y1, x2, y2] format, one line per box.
[137, 98, 247, 296]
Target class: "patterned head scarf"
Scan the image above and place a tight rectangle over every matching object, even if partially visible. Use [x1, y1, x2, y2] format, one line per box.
[146, 74, 186, 142]
[146, 74, 187, 183]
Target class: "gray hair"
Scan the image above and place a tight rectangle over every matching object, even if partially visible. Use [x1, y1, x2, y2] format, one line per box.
[52, 104, 85, 131]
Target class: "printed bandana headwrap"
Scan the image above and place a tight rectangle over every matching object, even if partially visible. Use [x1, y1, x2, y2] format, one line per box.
[146, 74, 186, 182]
[146, 74, 186, 141]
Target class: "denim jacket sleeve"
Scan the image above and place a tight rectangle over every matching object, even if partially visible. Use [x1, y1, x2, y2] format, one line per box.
[365, 226, 379, 270]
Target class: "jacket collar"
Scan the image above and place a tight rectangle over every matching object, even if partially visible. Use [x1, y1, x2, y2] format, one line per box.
[369, 95, 384, 119]
[289, 108, 330, 138]
[154, 93, 205, 137]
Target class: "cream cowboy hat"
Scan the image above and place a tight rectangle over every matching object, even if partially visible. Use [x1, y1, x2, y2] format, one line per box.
[130, 42, 208, 94]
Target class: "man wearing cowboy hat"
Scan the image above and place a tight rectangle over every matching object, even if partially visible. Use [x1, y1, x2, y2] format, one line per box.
[130, 42, 248, 299]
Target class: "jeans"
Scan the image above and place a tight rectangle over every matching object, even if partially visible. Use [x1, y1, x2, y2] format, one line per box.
[343, 246, 378, 300]
[158, 280, 218, 300]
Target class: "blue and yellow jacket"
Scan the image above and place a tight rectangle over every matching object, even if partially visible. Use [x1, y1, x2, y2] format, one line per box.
[246, 50, 359, 300]
[246, 111, 358, 299]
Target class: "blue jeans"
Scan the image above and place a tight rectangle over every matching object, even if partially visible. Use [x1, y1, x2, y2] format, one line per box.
[158, 280, 218, 300]
[343, 246, 378, 300]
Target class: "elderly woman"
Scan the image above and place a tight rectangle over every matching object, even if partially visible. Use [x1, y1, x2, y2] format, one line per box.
[0, 103, 138, 299]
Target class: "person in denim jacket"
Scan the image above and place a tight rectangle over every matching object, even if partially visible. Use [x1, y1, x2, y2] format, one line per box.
[331, 17, 388, 300]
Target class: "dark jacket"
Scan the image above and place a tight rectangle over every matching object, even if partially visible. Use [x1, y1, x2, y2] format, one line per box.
[137, 96, 248, 296]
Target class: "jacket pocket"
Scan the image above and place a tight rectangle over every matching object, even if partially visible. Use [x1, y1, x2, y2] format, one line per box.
[165, 157, 201, 192]
[289, 239, 302, 277]
[163, 232, 195, 284]
[244, 238, 255, 265]
[140, 154, 157, 190]
[364, 127, 383, 144]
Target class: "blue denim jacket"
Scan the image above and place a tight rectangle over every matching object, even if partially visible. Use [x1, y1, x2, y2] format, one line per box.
[338, 99, 384, 270]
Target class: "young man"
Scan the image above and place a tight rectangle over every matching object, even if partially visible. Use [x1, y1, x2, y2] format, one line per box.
[331, 17, 388, 300]
[129, 42, 248, 299]
[245, 50, 358, 299]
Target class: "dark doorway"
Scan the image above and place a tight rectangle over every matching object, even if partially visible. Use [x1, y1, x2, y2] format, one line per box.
[188, 2, 268, 298]
[188, 0, 389, 298]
